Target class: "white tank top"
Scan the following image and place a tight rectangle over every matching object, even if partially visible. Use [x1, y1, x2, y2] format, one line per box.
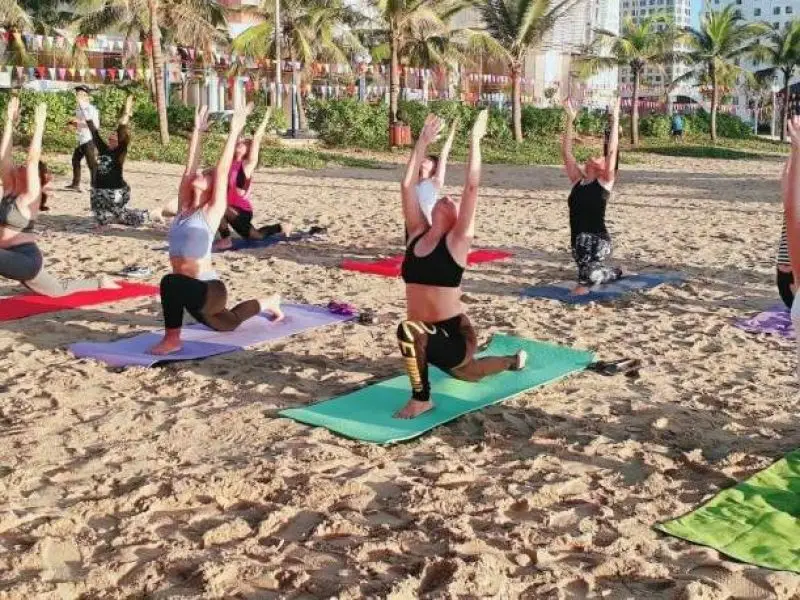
[416, 179, 438, 224]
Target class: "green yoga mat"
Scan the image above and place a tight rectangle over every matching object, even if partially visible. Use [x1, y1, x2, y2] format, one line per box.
[657, 448, 800, 572]
[279, 334, 594, 444]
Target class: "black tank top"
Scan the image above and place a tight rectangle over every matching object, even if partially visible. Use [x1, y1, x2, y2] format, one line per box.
[568, 179, 611, 247]
[401, 231, 464, 288]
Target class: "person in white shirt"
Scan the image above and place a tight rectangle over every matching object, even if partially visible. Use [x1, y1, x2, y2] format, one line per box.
[65, 85, 99, 192]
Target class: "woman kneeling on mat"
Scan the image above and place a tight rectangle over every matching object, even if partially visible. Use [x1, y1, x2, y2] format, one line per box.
[84, 95, 148, 227]
[149, 103, 282, 356]
[783, 116, 800, 376]
[0, 98, 117, 295]
[562, 97, 623, 295]
[395, 111, 526, 420]
[213, 108, 291, 251]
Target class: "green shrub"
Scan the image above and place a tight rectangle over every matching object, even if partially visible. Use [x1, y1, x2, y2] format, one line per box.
[521, 106, 564, 137]
[683, 109, 751, 139]
[306, 98, 389, 149]
[639, 113, 672, 138]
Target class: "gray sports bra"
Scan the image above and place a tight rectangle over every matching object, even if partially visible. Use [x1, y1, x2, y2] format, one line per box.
[0, 194, 34, 233]
[168, 210, 213, 260]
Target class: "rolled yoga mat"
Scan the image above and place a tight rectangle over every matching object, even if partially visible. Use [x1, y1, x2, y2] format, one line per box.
[0, 281, 158, 321]
[280, 334, 594, 444]
[69, 304, 352, 368]
[521, 272, 685, 305]
[341, 248, 513, 277]
[734, 304, 794, 338]
[656, 448, 800, 573]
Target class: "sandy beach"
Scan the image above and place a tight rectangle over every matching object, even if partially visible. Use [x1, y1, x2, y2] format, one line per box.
[0, 152, 798, 599]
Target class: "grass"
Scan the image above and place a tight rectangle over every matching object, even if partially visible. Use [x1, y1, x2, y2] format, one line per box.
[632, 133, 789, 161]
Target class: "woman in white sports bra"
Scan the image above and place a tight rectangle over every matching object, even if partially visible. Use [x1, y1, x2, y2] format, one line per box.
[149, 103, 283, 356]
[784, 115, 800, 377]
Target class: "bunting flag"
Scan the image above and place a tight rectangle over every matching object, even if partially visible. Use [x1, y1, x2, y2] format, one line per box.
[58, 67, 66, 80]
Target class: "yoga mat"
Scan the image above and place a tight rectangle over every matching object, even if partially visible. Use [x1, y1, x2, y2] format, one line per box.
[734, 305, 794, 339]
[0, 281, 158, 321]
[280, 334, 593, 444]
[341, 249, 513, 277]
[69, 304, 351, 368]
[215, 231, 309, 253]
[521, 272, 685, 305]
[656, 448, 800, 573]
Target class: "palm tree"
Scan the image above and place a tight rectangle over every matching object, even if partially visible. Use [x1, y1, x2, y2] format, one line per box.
[473, 0, 579, 142]
[576, 13, 682, 146]
[369, 0, 466, 125]
[148, 0, 168, 143]
[231, 0, 364, 129]
[673, 6, 766, 141]
[751, 20, 800, 141]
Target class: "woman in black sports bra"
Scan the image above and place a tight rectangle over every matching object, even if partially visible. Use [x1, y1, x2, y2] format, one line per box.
[395, 111, 526, 420]
[562, 97, 623, 294]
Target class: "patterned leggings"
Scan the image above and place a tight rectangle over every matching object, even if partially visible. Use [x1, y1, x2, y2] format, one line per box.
[90, 186, 148, 227]
[572, 233, 622, 286]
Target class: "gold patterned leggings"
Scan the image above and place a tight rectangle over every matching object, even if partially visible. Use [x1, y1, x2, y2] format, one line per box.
[396, 314, 517, 402]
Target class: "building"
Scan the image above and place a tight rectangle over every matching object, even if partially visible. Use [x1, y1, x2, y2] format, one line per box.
[219, 0, 263, 38]
[619, 0, 694, 99]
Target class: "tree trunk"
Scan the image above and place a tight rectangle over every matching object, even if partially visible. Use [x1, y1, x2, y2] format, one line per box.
[782, 69, 791, 142]
[274, 0, 282, 109]
[631, 69, 640, 146]
[511, 63, 522, 143]
[710, 65, 718, 142]
[753, 99, 759, 135]
[390, 32, 400, 123]
[148, 0, 169, 145]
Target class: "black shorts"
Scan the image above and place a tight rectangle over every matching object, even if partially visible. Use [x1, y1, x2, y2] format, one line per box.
[425, 314, 477, 371]
[222, 208, 253, 239]
[777, 268, 795, 309]
[672, 130, 683, 137]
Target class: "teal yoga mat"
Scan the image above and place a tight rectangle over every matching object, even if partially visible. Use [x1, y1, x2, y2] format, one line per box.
[279, 334, 594, 443]
[656, 448, 800, 572]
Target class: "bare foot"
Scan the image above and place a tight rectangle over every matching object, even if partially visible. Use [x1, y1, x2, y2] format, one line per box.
[572, 285, 590, 295]
[99, 276, 121, 290]
[281, 222, 293, 237]
[512, 350, 527, 371]
[149, 337, 183, 355]
[394, 399, 434, 419]
[260, 293, 284, 322]
[213, 238, 233, 251]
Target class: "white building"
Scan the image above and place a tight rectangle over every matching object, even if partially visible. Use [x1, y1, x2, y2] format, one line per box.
[619, 0, 694, 97]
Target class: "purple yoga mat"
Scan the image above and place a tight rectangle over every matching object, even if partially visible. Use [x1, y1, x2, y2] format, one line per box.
[69, 304, 352, 367]
[734, 304, 794, 339]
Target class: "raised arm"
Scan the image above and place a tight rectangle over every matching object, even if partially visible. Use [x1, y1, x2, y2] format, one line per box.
[402, 115, 443, 233]
[180, 105, 209, 200]
[434, 118, 458, 189]
[451, 110, 488, 240]
[116, 95, 133, 150]
[83, 102, 108, 154]
[208, 102, 252, 223]
[602, 98, 621, 184]
[242, 107, 272, 180]
[0, 96, 19, 190]
[785, 116, 800, 284]
[561, 99, 582, 185]
[20, 102, 46, 208]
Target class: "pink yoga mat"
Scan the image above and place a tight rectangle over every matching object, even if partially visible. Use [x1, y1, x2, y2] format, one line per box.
[0, 281, 158, 321]
[341, 249, 512, 277]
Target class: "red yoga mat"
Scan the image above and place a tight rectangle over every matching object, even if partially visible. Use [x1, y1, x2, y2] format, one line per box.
[0, 281, 158, 321]
[341, 249, 512, 277]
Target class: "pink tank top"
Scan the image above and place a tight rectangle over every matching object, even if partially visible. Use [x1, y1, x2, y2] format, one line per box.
[227, 160, 253, 212]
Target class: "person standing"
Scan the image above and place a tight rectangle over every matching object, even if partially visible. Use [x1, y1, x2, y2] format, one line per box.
[65, 85, 99, 192]
[671, 111, 684, 141]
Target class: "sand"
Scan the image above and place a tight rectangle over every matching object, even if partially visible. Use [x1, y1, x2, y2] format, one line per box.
[0, 151, 798, 599]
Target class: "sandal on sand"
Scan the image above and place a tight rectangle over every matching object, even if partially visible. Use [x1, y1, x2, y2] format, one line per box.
[587, 358, 641, 377]
[358, 308, 377, 325]
[120, 266, 152, 278]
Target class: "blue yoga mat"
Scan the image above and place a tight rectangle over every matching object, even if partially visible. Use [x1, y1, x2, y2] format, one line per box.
[522, 272, 685, 305]
[280, 334, 594, 443]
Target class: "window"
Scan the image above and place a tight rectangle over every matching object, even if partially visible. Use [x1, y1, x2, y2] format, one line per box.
[774, 21, 780, 28]
[787, 6, 794, 14]
[774, 7, 781, 14]
[754, 8, 761, 16]
[734, 9, 742, 17]
[735, 0, 741, 4]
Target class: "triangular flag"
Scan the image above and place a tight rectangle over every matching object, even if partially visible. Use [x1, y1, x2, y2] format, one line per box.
[127, 68, 134, 79]
[100, 68, 107, 79]
[58, 67, 66, 79]
[27, 67, 34, 79]
[79, 68, 86, 78]
[137, 41, 143, 53]
[68, 67, 75, 78]
[118, 68, 124, 80]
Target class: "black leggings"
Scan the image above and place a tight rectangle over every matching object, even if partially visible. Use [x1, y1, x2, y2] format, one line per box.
[219, 207, 282, 240]
[777, 268, 795, 309]
[71, 141, 98, 187]
[159, 273, 260, 330]
[396, 314, 517, 402]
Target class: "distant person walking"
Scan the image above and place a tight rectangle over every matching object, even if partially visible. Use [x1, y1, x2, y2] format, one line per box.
[671, 111, 684, 140]
[65, 85, 98, 192]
